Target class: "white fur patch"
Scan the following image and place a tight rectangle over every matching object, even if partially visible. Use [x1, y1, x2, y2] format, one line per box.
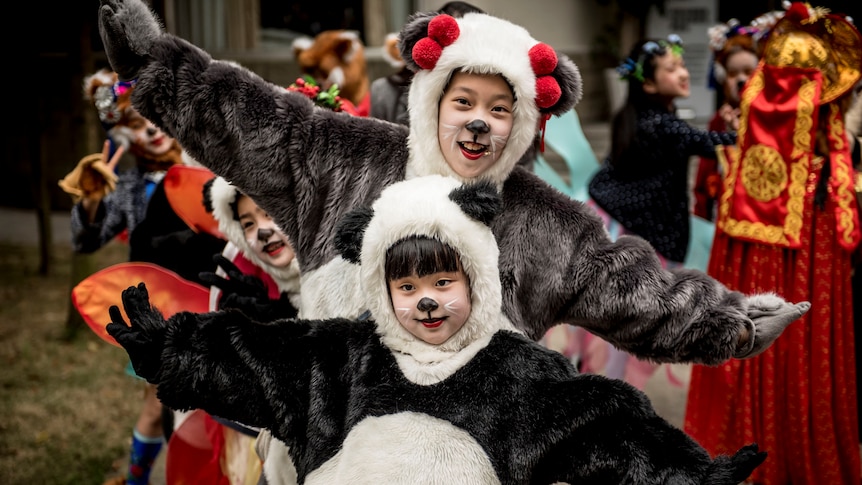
[291, 36, 313, 54]
[306, 412, 499, 484]
[299, 257, 365, 319]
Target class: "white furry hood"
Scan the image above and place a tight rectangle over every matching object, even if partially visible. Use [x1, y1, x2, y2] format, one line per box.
[399, 12, 582, 188]
[205, 176, 301, 303]
[335, 175, 519, 363]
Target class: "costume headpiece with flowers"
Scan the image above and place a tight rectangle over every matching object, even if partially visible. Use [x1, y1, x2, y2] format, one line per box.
[716, 1, 862, 252]
[83, 68, 140, 149]
[616, 34, 685, 83]
[396, 11, 582, 186]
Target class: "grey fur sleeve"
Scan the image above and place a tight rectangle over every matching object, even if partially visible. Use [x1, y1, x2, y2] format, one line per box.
[128, 34, 409, 270]
[499, 170, 760, 365]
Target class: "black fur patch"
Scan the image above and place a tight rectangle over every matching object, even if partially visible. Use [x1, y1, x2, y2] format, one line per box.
[334, 207, 375, 264]
[202, 176, 217, 213]
[448, 180, 500, 226]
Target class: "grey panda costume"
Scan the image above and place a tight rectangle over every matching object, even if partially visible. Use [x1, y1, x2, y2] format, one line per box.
[98, 0, 807, 362]
[203, 175, 302, 313]
[108, 175, 766, 485]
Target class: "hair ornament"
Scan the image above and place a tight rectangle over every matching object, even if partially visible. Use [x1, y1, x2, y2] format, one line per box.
[412, 14, 460, 70]
[529, 43, 561, 109]
[617, 34, 684, 82]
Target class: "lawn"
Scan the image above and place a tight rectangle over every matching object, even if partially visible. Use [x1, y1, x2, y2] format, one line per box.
[0, 241, 145, 484]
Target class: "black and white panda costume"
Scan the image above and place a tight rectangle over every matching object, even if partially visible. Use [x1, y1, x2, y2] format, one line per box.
[99, 0, 807, 366]
[108, 175, 766, 485]
[203, 175, 302, 313]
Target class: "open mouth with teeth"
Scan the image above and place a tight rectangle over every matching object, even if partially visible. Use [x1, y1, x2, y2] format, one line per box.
[262, 240, 285, 256]
[417, 317, 446, 328]
[458, 141, 488, 160]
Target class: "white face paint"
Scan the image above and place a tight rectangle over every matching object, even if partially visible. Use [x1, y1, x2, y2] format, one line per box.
[236, 195, 296, 269]
[437, 71, 514, 179]
[388, 270, 472, 345]
[124, 111, 175, 157]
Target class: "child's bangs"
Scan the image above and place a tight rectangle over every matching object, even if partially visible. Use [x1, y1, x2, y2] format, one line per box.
[385, 236, 462, 280]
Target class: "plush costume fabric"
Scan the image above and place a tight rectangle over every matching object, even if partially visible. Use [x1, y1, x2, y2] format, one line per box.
[112, 175, 765, 485]
[102, 3, 769, 363]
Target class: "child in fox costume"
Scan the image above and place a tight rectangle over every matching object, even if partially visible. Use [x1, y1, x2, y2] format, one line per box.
[108, 175, 767, 485]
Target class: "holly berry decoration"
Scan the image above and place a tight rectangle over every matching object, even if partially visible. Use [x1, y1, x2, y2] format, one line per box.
[287, 75, 344, 112]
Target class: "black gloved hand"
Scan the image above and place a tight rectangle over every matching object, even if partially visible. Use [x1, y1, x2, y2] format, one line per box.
[105, 282, 168, 382]
[98, 0, 164, 81]
[221, 291, 299, 322]
[708, 443, 767, 485]
[199, 254, 270, 301]
[201, 254, 299, 321]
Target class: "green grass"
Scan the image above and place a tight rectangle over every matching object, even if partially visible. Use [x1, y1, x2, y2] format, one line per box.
[0, 241, 144, 484]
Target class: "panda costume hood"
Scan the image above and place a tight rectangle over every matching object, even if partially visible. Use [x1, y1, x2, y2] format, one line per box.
[336, 175, 519, 367]
[203, 175, 302, 308]
[111, 175, 768, 485]
[398, 11, 581, 187]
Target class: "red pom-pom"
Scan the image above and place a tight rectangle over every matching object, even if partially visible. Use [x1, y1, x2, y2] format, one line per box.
[428, 14, 460, 47]
[413, 37, 443, 70]
[529, 43, 557, 76]
[535, 75, 561, 109]
[784, 2, 810, 23]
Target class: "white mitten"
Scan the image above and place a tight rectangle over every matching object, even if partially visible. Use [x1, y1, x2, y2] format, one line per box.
[733, 293, 810, 358]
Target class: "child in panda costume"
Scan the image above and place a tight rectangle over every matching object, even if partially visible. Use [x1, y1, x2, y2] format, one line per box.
[107, 175, 767, 485]
[201, 176, 302, 322]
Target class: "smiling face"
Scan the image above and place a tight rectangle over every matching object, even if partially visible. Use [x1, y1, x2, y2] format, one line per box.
[124, 111, 175, 157]
[236, 194, 296, 269]
[644, 51, 690, 103]
[389, 269, 472, 345]
[437, 71, 515, 179]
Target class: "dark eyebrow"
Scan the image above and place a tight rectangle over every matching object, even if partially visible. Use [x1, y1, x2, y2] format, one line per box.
[450, 85, 513, 103]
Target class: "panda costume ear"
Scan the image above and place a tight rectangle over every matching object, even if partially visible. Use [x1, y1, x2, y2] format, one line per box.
[448, 180, 501, 226]
[334, 207, 375, 264]
[398, 12, 436, 73]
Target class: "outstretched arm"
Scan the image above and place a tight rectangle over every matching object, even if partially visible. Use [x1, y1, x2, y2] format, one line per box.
[97, 0, 408, 271]
[537, 375, 766, 484]
[498, 171, 808, 364]
[106, 282, 316, 430]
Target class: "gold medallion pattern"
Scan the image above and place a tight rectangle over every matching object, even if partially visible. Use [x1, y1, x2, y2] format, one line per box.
[740, 145, 788, 201]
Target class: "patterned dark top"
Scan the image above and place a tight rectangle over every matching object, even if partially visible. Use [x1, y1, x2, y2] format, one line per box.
[588, 108, 736, 262]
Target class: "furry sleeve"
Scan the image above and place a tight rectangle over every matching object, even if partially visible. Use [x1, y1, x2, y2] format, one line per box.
[496, 169, 745, 365]
[129, 34, 409, 271]
[154, 309, 363, 432]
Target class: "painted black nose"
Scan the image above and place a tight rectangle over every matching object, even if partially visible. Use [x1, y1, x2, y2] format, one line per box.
[465, 119, 490, 135]
[736, 79, 747, 92]
[258, 228, 274, 242]
[417, 297, 439, 313]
